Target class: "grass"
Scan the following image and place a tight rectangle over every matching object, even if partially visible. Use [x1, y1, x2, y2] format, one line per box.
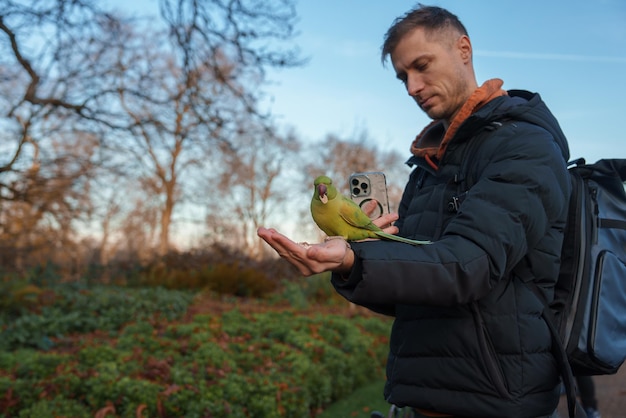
[316, 378, 391, 418]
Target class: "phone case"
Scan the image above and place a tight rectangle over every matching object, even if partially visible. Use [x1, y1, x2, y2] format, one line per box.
[349, 171, 390, 219]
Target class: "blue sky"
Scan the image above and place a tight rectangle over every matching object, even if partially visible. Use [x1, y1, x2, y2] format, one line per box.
[263, 0, 626, 165]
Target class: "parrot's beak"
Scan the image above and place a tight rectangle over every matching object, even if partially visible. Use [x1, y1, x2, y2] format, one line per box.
[318, 184, 328, 204]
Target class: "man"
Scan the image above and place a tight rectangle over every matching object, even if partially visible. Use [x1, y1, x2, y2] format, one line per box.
[258, 5, 570, 418]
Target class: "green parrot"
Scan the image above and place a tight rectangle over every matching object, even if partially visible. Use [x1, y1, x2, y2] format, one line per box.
[310, 175, 431, 245]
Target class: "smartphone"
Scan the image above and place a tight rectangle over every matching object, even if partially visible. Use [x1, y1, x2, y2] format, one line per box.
[349, 171, 390, 220]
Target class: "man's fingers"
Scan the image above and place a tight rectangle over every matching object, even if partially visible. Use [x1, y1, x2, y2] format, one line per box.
[257, 227, 350, 276]
[361, 199, 379, 216]
[373, 212, 399, 229]
[258, 227, 316, 275]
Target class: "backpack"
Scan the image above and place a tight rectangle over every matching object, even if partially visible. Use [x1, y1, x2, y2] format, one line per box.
[460, 142, 626, 417]
[527, 158, 626, 418]
[508, 158, 626, 418]
[555, 158, 626, 376]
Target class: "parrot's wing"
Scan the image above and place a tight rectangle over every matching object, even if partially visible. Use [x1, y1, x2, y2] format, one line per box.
[338, 196, 381, 231]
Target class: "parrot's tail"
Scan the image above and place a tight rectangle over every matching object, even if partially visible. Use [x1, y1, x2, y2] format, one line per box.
[374, 231, 431, 245]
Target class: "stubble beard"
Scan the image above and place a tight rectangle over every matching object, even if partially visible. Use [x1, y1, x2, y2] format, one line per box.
[423, 75, 471, 123]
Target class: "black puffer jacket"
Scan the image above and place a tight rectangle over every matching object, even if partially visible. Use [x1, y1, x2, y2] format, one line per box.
[332, 90, 571, 418]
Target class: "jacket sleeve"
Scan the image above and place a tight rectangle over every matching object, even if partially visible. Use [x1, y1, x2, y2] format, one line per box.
[331, 123, 570, 308]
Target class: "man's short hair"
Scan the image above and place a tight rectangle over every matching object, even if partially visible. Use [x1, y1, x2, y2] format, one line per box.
[381, 4, 468, 64]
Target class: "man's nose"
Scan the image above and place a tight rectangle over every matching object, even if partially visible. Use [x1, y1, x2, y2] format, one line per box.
[406, 75, 424, 97]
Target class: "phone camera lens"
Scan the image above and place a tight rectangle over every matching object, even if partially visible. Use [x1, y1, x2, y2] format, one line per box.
[361, 183, 368, 190]
[352, 187, 360, 195]
[351, 178, 360, 186]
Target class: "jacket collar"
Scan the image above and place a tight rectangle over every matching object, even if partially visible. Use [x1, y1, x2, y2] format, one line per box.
[410, 79, 508, 167]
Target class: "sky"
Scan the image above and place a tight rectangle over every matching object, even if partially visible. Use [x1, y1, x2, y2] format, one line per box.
[262, 0, 626, 165]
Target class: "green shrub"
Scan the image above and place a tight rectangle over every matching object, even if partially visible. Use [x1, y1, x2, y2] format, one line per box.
[18, 396, 91, 418]
[272, 273, 345, 308]
[136, 263, 207, 290]
[0, 281, 43, 317]
[0, 293, 391, 417]
[77, 345, 119, 368]
[45, 371, 84, 399]
[0, 284, 194, 351]
[14, 352, 71, 379]
[191, 340, 236, 371]
[157, 381, 214, 418]
[111, 377, 162, 417]
[0, 375, 43, 414]
[201, 263, 277, 297]
[277, 280, 310, 309]
[81, 362, 122, 408]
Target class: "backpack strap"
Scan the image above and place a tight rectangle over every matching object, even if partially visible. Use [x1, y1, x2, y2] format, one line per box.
[524, 280, 588, 418]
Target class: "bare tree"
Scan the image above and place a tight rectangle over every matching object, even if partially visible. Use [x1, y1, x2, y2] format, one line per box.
[0, 0, 145, 272]
[1, 0, 302, 267]
[203, 123, 301, 257]
[105, 0, 302, 255]
[159, 0, 302, 117]
[0, 129, 97, 273]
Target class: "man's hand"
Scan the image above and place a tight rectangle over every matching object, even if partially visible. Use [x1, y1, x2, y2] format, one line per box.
[257, 227, 354, 276]
[362, 199, 400, 233]
[257, 200, 400, 277]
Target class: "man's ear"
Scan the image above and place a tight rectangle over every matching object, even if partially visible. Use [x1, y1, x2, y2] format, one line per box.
[457, 35, 472, 63]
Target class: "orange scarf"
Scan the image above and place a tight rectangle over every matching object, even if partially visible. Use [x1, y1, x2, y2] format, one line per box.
[410, 79, 508, 168]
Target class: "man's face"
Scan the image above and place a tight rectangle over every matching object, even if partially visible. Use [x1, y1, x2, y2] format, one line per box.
[391, 27, 473, 123]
